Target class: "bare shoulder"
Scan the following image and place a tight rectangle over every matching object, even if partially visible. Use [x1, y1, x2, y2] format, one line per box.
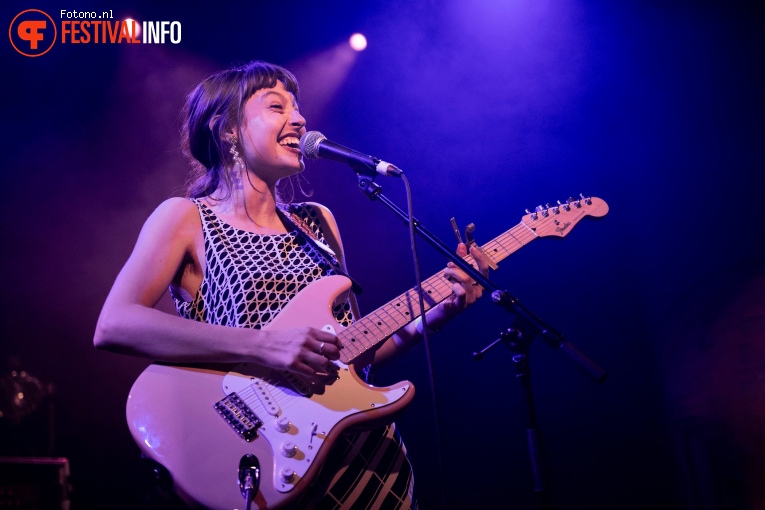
[146, 197, 199, 229]
[136, 197, 201, 250]
[152, 196, 199, 220]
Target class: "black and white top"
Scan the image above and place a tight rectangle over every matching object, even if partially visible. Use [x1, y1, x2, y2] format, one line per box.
[172, 199, 416, 509]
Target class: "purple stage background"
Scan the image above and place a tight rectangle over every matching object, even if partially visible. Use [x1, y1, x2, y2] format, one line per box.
[3, 0, 764, 508]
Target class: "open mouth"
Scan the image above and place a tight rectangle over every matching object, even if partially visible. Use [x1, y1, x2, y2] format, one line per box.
[278, 137, 301, 151]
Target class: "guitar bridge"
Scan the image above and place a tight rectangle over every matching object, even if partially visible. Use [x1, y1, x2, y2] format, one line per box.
[214, 393, 263, 441]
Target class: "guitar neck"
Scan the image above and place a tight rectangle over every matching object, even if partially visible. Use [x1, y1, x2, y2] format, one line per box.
[338, 221, 537, 363]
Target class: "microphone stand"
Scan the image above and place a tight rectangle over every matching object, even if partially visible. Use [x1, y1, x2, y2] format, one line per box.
[473, 326, 552, 509]
[355, 174, 607, 507]
[356, 176, 606, 381]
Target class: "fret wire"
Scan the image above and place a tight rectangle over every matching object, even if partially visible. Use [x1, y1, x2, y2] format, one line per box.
[421, 275, 446, 295]
[499, 226, 525, 243]
[483, 240, 509, 261]
[497, 229, 528, 254]
[372, 307, 397, 330]
[365, 310, 396, 338]
[424, 286, 450, 303]
[383, 303, 411, 330]
[338, 329, 362, 357]
[386, 299, 414, 325]
[401, 289, 425, 317]
[349, 320, 377, 350]
[518, 222, 538, 238]
[347, 322, 374, 351]
[359, 317, 388, 343]
[418, 280, 443, 305]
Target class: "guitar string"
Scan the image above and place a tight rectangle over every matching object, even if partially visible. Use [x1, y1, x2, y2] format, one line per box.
[238, 376, 304, 413]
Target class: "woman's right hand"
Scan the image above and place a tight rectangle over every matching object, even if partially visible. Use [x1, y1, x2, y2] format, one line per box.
[95, 198, 345, 377]
[256, 327, 343, 377]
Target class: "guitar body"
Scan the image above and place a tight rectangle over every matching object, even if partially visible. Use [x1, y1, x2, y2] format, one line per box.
[127, 276, 414, 509]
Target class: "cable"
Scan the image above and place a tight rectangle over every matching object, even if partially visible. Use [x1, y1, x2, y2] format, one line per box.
[400, 173, 446, 510]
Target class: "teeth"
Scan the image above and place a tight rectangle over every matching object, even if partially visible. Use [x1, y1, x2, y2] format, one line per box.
[279, 137, 300, 147]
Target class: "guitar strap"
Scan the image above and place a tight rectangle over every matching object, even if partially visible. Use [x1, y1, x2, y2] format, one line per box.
[278, 205, 364, 295]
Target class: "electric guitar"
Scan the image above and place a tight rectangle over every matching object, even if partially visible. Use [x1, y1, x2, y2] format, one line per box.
[126, 196, 608, 509]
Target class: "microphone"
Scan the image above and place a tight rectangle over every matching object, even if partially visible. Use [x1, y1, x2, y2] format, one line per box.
[299, 131, 402, 177]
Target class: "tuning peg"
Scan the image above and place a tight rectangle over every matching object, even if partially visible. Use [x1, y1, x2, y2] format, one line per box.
[536, 205, 549, 218]
[580, 193, 592, 205]
[525, 208, 538, 220]
[558, 199, 571, 212]
[549, 202, 560, 214]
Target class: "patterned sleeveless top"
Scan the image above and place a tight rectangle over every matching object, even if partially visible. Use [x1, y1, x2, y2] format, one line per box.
[172, 199, 416, 509]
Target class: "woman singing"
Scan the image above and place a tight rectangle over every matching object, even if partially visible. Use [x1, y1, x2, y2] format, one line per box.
[95, 60, 489, 509]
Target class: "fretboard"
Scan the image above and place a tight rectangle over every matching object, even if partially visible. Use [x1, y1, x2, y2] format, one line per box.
[338, 221, 539, 363]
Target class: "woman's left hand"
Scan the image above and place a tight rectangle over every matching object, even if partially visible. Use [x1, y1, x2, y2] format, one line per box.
[374, 243, 494, 365]
[438, 242, 493, 320]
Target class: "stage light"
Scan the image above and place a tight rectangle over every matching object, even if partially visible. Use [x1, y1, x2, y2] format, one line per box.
[124, 18, 141, 38]
[287, 40, 360, 120]
[349, 33, 367, 51]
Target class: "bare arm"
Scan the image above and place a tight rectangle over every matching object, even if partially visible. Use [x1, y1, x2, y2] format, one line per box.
[94, 198, 339, 376]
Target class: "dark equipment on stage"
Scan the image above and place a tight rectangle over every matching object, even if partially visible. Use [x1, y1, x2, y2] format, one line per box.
[0, 359, 71, 509]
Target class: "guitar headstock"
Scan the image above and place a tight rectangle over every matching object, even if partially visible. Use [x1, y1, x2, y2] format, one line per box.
[521, 195, 609, 238]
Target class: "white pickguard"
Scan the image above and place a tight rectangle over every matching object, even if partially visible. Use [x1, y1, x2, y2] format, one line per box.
[222, 354, 410, 493]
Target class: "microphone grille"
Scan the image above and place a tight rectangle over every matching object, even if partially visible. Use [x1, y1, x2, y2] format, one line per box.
[299, 131, 326, 160]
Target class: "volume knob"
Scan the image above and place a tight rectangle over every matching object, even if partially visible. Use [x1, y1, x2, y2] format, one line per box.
[275, 416, 291, 432]
[281, 442, 297, 458]
[281, 467, 296, 483]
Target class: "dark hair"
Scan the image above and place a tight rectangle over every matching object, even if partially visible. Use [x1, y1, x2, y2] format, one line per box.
[181, 61, 302, 200]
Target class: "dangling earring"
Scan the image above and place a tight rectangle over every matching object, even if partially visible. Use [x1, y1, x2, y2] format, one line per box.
[229, 136, 244, 169]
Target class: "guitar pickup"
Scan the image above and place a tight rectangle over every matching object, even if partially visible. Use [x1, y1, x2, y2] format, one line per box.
[214, 392, 263, 441]
[280, 370, 313, 397]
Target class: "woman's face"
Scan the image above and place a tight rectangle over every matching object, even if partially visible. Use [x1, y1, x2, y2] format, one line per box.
[238, 80, 306, 183]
